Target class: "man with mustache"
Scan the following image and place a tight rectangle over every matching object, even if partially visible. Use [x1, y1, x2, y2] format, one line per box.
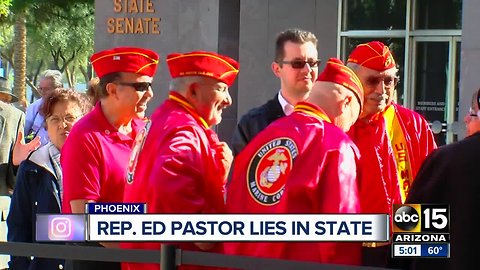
[61, 46, 159, 270]
[231, 28, 319, 156]
[346, 41, 437, 267]
[122, 51, 239, 270]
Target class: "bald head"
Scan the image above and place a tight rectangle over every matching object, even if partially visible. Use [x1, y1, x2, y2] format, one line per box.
[309, 58, 364, 131]
[308, 81, 361, 132]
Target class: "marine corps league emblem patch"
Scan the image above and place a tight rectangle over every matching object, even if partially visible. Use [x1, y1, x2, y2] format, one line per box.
[385, 54, 393, 68]
[247, 138, 298, 205]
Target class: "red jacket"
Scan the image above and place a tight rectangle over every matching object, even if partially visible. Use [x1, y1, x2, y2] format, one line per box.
[348, 103, 437, 220]
[225, 102, 362, 266]
[122, 93, 226, 270]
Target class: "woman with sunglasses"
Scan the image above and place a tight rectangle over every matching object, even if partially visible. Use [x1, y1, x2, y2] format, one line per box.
[7, 88, 91, 270]
[464, 88, 480, 136]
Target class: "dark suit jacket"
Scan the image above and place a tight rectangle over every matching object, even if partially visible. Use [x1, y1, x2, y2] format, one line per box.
[0, 101, 25, 196]
[8, 154, 63, 270]
[391, 132, 480, 270]
[231, 95, 285, 156]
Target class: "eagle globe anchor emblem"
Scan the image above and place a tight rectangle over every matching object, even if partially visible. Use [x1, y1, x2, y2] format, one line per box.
[259, 149, 289, 188]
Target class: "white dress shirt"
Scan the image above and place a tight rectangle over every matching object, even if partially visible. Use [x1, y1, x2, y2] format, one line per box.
[278, 91, 294, 116]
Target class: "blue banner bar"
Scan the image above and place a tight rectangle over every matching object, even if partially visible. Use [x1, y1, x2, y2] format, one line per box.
[86, 203, 146, 214]
[421, 243, 449, 257]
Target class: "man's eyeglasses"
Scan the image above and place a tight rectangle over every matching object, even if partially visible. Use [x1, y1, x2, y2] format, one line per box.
[279, 60, 321, 69]
[37, 86, 52, 92]
[46, 115, 79, 125]
[366, 76, 399, 88]
[469, 107, 480, 117]
[116, 82, 152, 92]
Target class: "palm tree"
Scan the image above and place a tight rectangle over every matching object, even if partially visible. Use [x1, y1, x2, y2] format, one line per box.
[10, 0, 93, 103]
[12, 9, 26, 104]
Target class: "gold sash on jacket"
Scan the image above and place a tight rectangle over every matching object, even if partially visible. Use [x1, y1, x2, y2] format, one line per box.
[383, 105, 412, 202]
[169, 92, 209, 129]
[294, 102, 331, 123]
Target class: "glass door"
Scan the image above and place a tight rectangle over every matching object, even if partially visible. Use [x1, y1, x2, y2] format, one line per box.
[410, 37, 461, 145]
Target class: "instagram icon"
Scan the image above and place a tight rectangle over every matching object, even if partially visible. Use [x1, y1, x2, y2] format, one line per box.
[36, 214, 85, 242]
[49, 217, 73, 240]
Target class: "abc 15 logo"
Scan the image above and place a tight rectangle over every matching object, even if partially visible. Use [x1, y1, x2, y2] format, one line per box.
[392, 204, 449, 233]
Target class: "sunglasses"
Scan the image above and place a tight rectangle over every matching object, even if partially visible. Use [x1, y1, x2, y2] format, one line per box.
[366, 76, 399, 88]
[280, 59, 321, 69]
[116, 82, 152, 92]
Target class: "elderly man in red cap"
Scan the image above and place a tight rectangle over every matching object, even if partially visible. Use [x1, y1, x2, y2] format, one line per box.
[346, 41, 436, 267]
[225, 58, 364, 266]
[122, 51, 239, 270]
[61, 47, 159, 270]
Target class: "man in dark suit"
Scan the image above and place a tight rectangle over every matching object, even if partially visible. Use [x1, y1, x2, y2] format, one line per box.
[231, 28, 319, 156]
[393, 89, 480, 270]
[0, 76, 25, 269]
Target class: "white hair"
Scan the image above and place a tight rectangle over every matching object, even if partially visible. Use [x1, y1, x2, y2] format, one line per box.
[41, 69, 63, 88]
[346, 62, 398, 74]
[346, 62, 360, 71]
[169, 76, 208, 92]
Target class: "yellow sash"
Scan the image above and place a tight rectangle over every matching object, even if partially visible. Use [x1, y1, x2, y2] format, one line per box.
[169, 93, 209, 129]
[294, 102, 332, 123]
[383, 105, 413, 202]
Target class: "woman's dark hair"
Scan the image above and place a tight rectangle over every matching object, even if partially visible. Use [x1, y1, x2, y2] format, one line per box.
[40, 88, 92, 118]
[98, 72, 122, 99]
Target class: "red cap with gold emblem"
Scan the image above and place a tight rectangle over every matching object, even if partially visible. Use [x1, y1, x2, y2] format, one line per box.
[347, 41, 396, 71]
[166, 51, 239, 86]
[90, 47, 159, 78]
[317, 57, 364, 110]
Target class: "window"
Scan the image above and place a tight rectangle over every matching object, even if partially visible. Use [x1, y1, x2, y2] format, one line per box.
[345, 0, 407, 30]
[414, 0, 462, 29]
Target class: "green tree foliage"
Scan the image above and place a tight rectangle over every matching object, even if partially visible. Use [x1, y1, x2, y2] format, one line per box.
[7, 0, 94, 102]
[28, 3, 94, 88]
[0, 0, 11, 17]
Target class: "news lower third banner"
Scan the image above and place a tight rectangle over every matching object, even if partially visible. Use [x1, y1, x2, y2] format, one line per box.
[36, 203, 389, 242]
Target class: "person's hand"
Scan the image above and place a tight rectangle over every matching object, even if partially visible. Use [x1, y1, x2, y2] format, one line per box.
[214, 142, 233, 181]
[13, 130, 41, 166]
[194, 242, 215, 251]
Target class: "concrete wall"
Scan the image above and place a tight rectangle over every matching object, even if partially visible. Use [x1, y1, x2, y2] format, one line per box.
[94, 0, 339, 141]
[236, 0, 338, 118]
[94, 0, 219, 114]
[228, 0, 338, 143]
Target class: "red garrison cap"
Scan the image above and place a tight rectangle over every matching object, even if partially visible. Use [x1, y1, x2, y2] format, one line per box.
[317, 58, 364, 109]
[166, 51, 239, 86]
[347, 41, 396, 71]
[90, 47, 159, 78]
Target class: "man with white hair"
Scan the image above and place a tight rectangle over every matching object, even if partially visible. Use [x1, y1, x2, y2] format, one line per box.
[25, 69, 63, 145]
[346, 41, 437, 267]
[122, 50, 239, 270]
